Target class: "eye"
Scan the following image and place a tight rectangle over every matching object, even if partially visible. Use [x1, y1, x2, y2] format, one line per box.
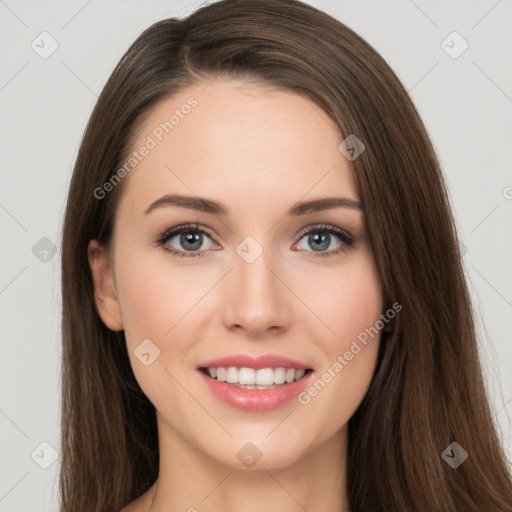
[153, 222, 354, 259]
[293, 224, 354, 258]
[154, 223, 218, 258]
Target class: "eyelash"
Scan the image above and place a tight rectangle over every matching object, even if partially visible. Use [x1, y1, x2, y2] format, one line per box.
[153, 222, 354, 259]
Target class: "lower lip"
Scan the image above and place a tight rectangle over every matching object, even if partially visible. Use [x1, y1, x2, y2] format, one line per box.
[198, 370, 313, 411]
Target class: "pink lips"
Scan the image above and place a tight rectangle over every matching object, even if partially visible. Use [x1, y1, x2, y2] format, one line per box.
[197, 354, 313, 412]
[199, 354, 310, 370]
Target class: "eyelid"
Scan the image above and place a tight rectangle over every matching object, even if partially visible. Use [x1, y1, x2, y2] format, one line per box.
[152, 223, 218, 258]
[295, 223, 353, 243]
[153, 222, 354, 258]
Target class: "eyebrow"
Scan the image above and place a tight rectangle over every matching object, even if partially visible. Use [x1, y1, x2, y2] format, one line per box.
[144, 194, 363, 216]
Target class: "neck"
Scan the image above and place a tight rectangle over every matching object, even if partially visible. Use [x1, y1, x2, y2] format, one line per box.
[146, 416, 351, 512]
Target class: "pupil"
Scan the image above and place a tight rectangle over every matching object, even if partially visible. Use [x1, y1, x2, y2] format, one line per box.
[310, 232, 329, 251]
[181, 231, 202, 250]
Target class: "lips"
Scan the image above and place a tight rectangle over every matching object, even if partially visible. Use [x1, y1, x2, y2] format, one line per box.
[199, 354, 311, 370]
[197, 354, 314, 411]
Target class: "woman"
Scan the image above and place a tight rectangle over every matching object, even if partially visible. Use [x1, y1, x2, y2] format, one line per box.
[59, 0, 512, 510]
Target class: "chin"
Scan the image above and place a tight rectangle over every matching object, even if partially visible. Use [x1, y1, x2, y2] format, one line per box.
[205, 432, 315, 471]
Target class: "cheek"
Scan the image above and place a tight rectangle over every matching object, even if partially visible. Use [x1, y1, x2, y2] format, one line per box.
[113, 247, 198, 403]
[296, 250, 383, 353]
[117, 267, 170, 341]
[114, 244, 206, 341]
[113, 244, 217, 396]
[295, 251, 383, 413]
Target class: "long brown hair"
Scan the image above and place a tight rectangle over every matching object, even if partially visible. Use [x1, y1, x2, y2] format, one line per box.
[60, 1, 512, 510]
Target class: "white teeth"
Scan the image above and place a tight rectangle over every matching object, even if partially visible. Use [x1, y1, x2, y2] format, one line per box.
[273, 367, 286, 384]
[226, 367, 238, 383]
[295, 369, 305, 380]
[205, 366, 308, 386]
[255, 368, 274, 386]
[238, 367, 255, 385]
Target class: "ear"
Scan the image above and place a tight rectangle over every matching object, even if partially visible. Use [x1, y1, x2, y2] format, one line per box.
[87, 239, 124, 331]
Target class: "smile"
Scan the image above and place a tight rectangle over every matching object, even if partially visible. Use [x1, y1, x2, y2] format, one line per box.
[201, 366, 311, 388]
[198, 366, 315, 412]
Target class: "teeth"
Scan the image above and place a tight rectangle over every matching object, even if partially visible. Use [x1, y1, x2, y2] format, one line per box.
[226, 367, 238, 384]
[295, 369, 306, 380]
[255, 368, 274, 386]
[205, 366, 308, 386]
[216, 367, 226, 382]
[274, 367, 286, 384]
[239, 367, 255, 385]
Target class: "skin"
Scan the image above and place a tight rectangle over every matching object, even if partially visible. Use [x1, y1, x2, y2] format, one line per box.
[88, 79, 384, 512]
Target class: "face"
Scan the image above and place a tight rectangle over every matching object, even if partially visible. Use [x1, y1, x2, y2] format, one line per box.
[89, 78, 384, 471]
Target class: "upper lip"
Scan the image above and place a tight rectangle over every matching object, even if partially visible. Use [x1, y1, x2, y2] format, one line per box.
[198, 354, 312, 370]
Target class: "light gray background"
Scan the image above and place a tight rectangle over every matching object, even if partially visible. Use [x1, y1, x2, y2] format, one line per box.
[1, 0, 511, 510]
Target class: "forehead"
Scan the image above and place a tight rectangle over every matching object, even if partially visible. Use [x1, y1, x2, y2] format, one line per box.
[117, 79, 359, 216]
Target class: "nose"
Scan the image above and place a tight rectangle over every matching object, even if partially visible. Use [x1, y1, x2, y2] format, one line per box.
[221, 247, 292, 338]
